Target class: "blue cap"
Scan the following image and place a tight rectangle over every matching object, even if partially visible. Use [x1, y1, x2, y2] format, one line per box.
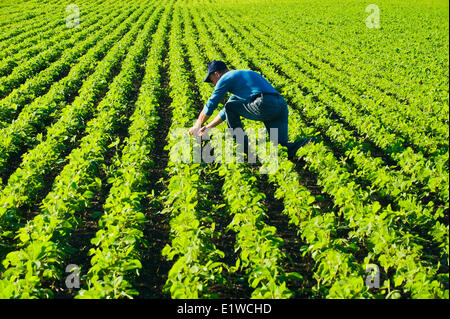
[204, 60, 227, 83]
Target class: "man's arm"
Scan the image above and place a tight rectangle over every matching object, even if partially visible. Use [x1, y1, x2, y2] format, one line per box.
[189, 74, 230, 135]
[202, 79, 229, 116]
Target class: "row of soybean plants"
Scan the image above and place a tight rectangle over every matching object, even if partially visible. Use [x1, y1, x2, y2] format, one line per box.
[0, 0, 122, 128]
[0, 2, 146, 238]
[188, 6, 370, 299]
[0, 1, 161, 298]
[181, 6, 297, 298]
[0, 0, 68, 42]
[209, 4, 449, 264]
[158, 5, 224, 298]
[76, 3, 172, 299]
[0, 0, 94, 74]
[191, 5, 448, 298]
[0, 0, 66, 29]
[0, 0, 117, 99]
[278, 0, 448, 119]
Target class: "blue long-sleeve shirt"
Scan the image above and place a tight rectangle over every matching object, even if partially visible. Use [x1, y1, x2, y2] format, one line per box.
[202, 70, 279, 120]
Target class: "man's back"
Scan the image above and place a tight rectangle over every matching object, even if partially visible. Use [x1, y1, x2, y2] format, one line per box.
[220, 69, 279, 100]
[203, 69, 279, 116]
[191, 61, 312, 161]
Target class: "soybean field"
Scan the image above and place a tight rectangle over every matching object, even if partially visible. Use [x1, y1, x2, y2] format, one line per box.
[0, 0, 448, 299]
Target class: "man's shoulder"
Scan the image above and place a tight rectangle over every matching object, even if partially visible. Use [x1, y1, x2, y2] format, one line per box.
[225, 69, 254, 78]
[232, 69, 252, 74]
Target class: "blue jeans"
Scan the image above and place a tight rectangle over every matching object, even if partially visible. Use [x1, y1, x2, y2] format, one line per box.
[224, 93, 292, 151]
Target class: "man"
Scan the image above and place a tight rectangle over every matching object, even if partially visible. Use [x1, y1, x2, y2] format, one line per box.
[188, 60, 311, 159]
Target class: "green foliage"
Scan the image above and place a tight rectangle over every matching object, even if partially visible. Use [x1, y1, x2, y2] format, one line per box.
[0, 0, 447, 300]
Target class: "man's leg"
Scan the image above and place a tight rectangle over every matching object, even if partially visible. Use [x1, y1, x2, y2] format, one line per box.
[225, 96, 289, 155]
[223, 99, 256, 156]
[262, 97, 312, 159]
[224, 95, 311, 159]
[224, 100, 245, 129]
[263, 101, 289, 148]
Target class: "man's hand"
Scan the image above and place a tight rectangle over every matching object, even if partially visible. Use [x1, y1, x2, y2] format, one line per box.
[188, 124, 201, 136]
[189, 111, 210, 136]
[198, 126, 210, 137]
[188, 111, 223, 137]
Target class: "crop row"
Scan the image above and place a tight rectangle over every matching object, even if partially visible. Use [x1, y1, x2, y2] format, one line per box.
[159, 6, 224, 298]
[244, 3, 449, 124]
[0, 3, 147, 240]
[0, 0, 122, 128]
[0, 0, 104, 70]
[0, 2, 160, 298]
[76, 4, 171, 299]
